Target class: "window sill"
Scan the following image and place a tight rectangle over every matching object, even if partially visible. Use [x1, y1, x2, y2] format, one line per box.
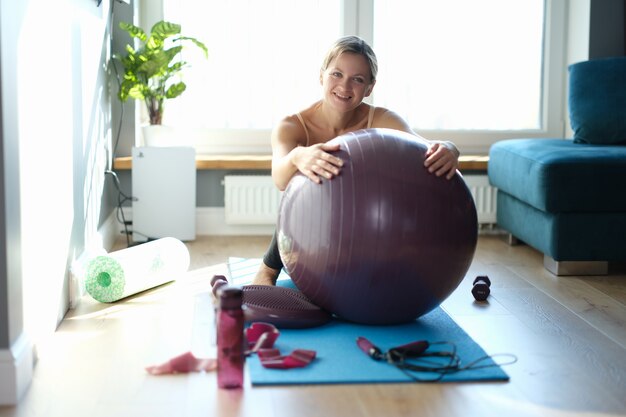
[113, 154, 488, 171]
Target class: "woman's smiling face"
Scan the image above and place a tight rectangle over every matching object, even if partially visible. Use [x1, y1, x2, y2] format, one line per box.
[321, 52, 376, 112]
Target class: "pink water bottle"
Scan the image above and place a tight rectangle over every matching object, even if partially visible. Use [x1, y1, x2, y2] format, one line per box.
[217, 286, 245, 389]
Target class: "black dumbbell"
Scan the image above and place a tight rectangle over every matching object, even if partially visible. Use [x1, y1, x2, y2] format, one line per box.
[472, 275, 491, 301]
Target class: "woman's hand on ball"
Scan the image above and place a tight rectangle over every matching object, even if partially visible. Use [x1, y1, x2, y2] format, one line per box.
[424, 142, 459, 180]
[293, 143, 343, 184]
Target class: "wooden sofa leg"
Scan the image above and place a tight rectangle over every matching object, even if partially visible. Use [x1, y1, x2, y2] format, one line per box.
[507, 233, 520, 246]
[543, 255, 608, 276]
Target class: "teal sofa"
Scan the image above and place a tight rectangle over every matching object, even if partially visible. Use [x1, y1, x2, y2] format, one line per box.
[488, 57, 626, 275]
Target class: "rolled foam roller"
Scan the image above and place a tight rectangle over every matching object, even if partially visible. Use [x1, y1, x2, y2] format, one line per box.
[85, 237, 190, 303]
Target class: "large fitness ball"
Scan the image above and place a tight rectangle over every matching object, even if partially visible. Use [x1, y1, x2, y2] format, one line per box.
[277, 128, 478, 325]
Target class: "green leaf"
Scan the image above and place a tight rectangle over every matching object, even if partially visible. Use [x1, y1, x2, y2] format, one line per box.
[118, 79, 139, 101]
[179, 37, 209, 58]
[146, 35, 164, 51]
[169, 61, 186, 73]
[165, 82, 186, 99]
[127, 84, 146, 100]
[150, 21, 181, 41]
[163, 45, 184, 62]
[124, 44, 136, 55]
[119, 22, 147, 42]
[138, 51, 172, 78]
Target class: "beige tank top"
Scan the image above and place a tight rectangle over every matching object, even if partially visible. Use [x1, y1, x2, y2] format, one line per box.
[296, 106, 376, 146]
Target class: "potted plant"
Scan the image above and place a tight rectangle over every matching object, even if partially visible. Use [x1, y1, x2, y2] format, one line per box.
[114, 20, 207, 144]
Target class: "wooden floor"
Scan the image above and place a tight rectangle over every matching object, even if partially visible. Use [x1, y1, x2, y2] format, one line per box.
[2, 234, 626, 417]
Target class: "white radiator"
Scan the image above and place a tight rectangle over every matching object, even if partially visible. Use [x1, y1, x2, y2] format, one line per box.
[223, 175, 497, 226]
[464, 175, 498, 225]
[224, 176, 282, 225]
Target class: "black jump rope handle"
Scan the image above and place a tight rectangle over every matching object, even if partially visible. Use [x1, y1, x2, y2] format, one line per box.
[472, 275, 491, 301]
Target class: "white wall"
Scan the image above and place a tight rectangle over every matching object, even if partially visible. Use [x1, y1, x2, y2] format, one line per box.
[15, 0, 114, 344]
[0, 0, 30, 405]
[1, 0, 116, 403]
[565, 0, 591, 138]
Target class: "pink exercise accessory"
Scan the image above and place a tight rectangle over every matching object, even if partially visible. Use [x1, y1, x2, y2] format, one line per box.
[211, 275, 332, 329]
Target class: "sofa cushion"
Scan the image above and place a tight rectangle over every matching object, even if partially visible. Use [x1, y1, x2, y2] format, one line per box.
[569, 57, 626, 145]
[488, 138, 626, 212]
[496, 192, 626, 261]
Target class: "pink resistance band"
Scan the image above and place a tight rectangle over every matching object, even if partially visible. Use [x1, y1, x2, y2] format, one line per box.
[246, 322, 316, 369]
[145, 322, 316, 375]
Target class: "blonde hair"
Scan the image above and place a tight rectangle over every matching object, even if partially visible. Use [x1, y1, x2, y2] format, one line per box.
[321, 36, 378, 83]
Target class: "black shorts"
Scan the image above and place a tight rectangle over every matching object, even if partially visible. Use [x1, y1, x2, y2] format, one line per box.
[262, 229, 284, 270]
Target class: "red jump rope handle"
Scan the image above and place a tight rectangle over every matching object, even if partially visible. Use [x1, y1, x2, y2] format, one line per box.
[356, 337, 384, 360]
[388, 340, 430, 358]
[211, 275, 229, 297]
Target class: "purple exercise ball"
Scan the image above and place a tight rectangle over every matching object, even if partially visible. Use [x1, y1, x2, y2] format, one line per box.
[277, 128, 478, 325]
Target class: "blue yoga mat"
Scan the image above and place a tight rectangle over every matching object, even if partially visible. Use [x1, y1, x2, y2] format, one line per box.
[228, 258, 510, 385]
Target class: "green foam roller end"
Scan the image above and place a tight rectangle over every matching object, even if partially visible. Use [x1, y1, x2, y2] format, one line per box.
[85, 256, 125, 303]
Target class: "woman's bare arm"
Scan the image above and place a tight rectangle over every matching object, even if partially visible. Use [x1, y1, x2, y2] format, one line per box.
[270, 117, 344, 191]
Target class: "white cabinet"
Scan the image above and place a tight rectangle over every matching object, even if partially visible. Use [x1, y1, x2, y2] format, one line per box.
[131, 147, 196, 241]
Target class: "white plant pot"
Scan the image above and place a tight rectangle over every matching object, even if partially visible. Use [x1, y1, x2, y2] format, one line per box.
[142, 125, 179, 147]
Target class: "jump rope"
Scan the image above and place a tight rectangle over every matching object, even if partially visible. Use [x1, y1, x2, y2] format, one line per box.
[356, 336, 517, 382]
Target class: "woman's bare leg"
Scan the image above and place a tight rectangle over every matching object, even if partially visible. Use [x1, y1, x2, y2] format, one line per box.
[251, 262, 280, 286]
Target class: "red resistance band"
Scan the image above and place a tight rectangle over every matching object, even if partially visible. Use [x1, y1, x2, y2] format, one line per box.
[245, 322, 316, 369]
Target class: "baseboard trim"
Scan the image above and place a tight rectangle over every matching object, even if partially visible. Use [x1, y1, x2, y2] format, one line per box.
[119, 207, 276, 237]
[196, 207, 276, 236]
[0, 334, 33, 405]
[114, 206, 502, 238]
[99, 209, 121, 251]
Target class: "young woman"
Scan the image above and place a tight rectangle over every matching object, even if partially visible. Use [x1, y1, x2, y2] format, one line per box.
[253, 36, 460, 285]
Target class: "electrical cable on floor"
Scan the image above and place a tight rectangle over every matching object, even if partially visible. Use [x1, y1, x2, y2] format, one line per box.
[107, 0, 143, 248]
[105, 1, 168, 248]
[109, 0, 123, 163]
[105, 170, 134, 247]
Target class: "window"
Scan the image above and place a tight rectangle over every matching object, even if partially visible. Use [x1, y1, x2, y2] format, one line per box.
[373, 0, 544, 131]
[163, 0, 341, 129]
[161, 0, 565, 153]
